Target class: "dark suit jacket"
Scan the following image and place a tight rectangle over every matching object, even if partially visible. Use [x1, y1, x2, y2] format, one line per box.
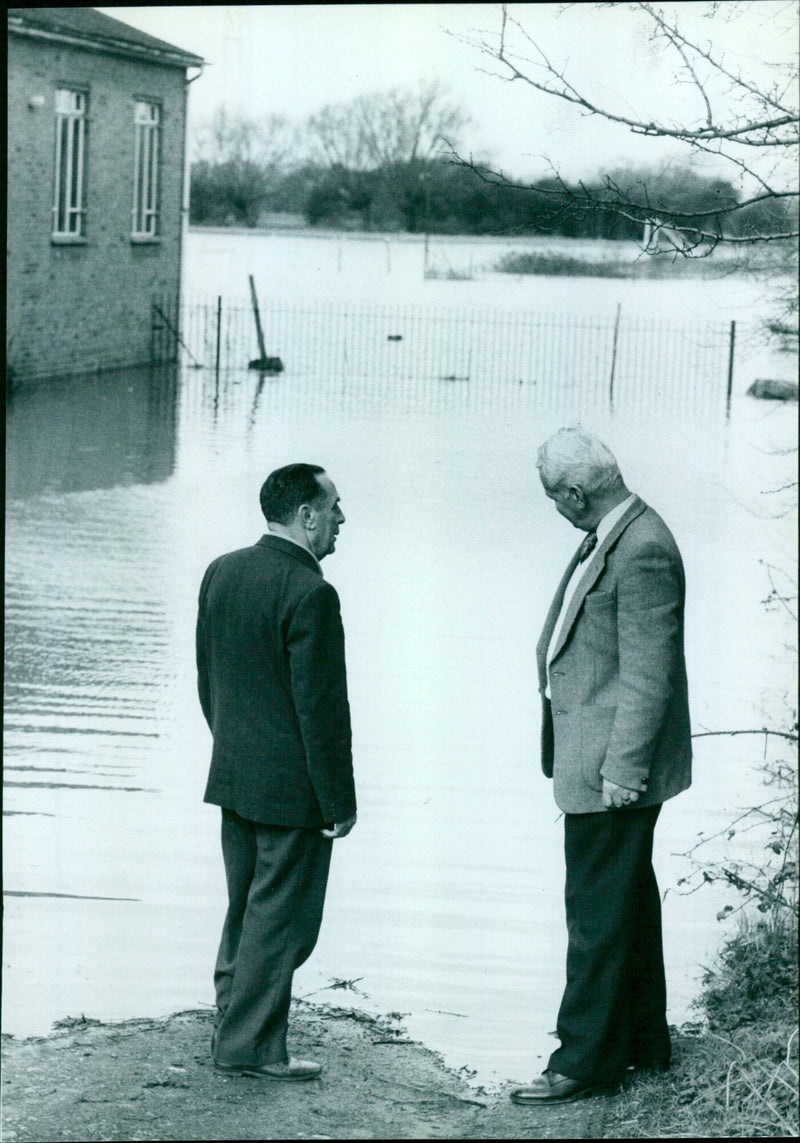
[536, 496, 692, 814]
[197, 535, 356, 828]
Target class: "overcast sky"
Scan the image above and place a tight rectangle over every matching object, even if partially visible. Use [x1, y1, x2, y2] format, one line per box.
[100, 3, 798, 183]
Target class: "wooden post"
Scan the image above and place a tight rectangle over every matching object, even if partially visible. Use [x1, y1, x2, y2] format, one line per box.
[726, 320, 736, 420]
[150, 299, 157, 364]
[608, 302, 622, 413]
[248, 274, 268, 362]
[215, 295, 222, 380]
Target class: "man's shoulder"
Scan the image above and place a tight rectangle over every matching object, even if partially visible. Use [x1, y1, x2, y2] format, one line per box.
[209, 537, 319, 573]
[201, 539, 320, 596]
[203, 542, 265, 578]
[620, 502, 682, 557]
[200, 542, 333, 621]
[257, 535, 324, 575]
[209, 542, 261, 564]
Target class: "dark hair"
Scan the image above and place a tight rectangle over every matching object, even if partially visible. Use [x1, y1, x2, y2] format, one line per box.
[260, 463, 326, 524]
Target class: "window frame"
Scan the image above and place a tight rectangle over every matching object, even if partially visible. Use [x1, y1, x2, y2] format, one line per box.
[132, 99, 162, 241]
[52, 87, 88, 240]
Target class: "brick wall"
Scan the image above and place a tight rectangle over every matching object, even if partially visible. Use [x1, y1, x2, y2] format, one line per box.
[7, 36, 189, 380]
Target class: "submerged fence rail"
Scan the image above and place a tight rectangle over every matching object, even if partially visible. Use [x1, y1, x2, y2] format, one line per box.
[152, 295, 738, 415]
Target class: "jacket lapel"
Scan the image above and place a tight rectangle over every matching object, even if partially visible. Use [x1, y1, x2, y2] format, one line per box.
[536, 549, 582, 684]
[547, 496, 646, 666]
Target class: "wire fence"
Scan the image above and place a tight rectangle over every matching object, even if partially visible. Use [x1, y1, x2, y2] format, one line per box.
[152, 294, 738, 417]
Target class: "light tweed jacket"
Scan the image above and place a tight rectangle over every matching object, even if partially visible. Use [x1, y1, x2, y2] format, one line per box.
[537, 496, 692, 814]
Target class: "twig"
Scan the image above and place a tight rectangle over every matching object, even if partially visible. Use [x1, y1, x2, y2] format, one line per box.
[692, 728, 798, 743]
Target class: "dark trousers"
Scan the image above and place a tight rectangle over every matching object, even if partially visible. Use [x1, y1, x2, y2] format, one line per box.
[213, 808, 332, 1066]
[548, 804, 670, 1085]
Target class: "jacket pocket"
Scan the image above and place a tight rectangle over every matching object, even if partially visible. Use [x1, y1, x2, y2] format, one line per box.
[583, 590, 618, 661]
[581, 706, 617, 791]
[583, 589, 615, 610]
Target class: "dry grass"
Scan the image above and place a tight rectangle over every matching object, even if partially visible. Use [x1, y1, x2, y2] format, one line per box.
[608, 1025, 798, 1137]
[604, 916, 799, 1138]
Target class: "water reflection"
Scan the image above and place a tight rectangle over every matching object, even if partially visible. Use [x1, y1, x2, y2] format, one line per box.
[5, 891, 140, 901]
[6, 364, 178, 498]
[4, 367, 178, 859]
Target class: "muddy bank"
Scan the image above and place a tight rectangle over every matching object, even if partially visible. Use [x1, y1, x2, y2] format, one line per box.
[1, 1002, 614, 1140]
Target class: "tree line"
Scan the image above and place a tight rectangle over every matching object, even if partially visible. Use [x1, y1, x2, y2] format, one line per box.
[188, 81, 793, 243]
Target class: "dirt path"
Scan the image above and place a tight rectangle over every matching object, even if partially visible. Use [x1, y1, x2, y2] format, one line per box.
[1, 1003, 615, 1140]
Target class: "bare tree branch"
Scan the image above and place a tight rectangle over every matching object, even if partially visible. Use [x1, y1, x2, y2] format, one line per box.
[641, 1, 798, 119]
[481, 7, 798, 148]
[448, 1, 798, 298]
[692, 728, 798, 743]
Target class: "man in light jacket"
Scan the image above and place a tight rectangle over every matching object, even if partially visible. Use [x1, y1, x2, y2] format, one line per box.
[511, 428, 692, 1106]
[197, 463, 356, 1081]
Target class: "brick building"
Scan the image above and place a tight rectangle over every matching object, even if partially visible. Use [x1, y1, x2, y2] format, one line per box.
[7, 8, 203, 381]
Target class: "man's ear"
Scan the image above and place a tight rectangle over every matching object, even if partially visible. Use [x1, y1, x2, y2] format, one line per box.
[299, 503, 316, 530]
[567, 484, 586, 507]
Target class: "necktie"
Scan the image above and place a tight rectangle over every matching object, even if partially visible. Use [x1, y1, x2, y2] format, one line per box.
[578, 532, 597, 562]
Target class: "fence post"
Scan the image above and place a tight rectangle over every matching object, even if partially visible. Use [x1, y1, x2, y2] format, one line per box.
[150, 299, 157, 365]
[608, 302, 622, 412]
[726, 320, 736, 420]
[215, 296, 222, 380]
[172, 292, 179, 364]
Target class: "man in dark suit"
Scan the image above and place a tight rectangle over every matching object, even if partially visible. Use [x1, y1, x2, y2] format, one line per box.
[510, 428, 692, 1106]
[197, 463, 356, 1081]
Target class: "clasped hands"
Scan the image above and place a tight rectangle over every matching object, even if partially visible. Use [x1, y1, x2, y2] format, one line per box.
[602, 778, 640, 809]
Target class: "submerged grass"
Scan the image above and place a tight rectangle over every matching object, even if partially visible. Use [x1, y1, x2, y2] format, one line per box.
[605, 914, 799, 1138]
[496, 251, 629, 278]
[493, 249, 744, 279]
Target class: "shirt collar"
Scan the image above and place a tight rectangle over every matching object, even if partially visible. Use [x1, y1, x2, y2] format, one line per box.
[266, 527, 321, 569]
[595, 493, 637, 544]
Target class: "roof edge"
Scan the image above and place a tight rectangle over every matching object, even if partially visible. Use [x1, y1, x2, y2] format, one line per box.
[8, 14, 205, 70]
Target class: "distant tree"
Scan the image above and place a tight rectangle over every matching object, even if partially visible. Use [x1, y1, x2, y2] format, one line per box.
[305, 81, 471, 230]
[579, 163, 744, 245]
[190, 160, 270, 227]
[308, 79, 471, 170]
[190, 106, 299, 226]
[276, 164, 332, 216]
[193, 105, 296, 170]
[305, 104, 371, 171]
[305, 166, 379, 228]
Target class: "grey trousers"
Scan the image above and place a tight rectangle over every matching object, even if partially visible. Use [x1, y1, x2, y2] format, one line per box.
[213, 808, 332, 1066]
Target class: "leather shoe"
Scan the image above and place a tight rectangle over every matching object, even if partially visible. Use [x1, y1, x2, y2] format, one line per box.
[215, 1056, 322, 1081]
[510, 1069, 605, 1105]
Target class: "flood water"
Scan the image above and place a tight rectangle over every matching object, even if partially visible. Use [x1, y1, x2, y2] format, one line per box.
[4, 232, 797, 1089]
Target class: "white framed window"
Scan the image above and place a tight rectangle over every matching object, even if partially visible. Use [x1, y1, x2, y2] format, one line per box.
[53, 88, 87, 237]
[133, 101, 161, 238]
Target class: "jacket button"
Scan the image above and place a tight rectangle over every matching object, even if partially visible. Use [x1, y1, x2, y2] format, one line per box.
[555, 709, 566, 716]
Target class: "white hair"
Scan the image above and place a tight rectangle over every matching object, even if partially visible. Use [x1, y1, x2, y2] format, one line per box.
[536, 427, 623, 495]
